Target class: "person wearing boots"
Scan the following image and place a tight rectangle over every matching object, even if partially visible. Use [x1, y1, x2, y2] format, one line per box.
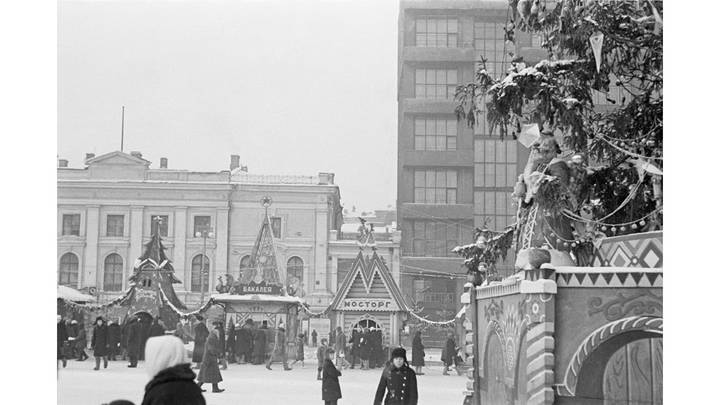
[107, 319, 121, 361]
[57, 315, 68, 368]
[142, 335, 205, 405]
[127, 316, 142, 368]
[197, 323, 225, 393]
[410, 331, 425, 376]
[316, 338, 328, 380]
[192, 316, 209, 369]
[91, 316, 110, 370]
[322, 349, 342, 405]
[265, 324, 290, 370]
[441, 333, 457, 376]
[374, 347, 418, 405]
[74, 321, 89, 361]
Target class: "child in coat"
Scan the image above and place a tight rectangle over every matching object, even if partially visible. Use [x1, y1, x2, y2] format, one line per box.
[322, 349, 341, 405]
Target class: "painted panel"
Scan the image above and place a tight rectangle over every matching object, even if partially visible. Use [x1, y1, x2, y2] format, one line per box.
[603, 337, 662, 404]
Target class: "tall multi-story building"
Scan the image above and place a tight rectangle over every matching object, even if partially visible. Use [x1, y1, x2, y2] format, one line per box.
[397, 1, 546, 341]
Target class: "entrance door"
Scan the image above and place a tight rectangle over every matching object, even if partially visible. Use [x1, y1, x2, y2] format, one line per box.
[354, 319, 380, 330]
[603, 337, 662, 404]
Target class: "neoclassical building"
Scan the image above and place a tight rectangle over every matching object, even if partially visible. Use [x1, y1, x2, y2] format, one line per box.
[57, 151, 354, 310]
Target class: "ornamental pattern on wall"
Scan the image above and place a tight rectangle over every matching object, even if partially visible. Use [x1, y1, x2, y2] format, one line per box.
[587, 290, 662, 321]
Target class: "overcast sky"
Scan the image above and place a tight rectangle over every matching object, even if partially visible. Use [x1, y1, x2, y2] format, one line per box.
[58, 0, 399, 211]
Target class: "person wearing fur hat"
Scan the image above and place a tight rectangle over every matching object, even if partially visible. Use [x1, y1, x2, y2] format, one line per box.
[91, 316, 110, 370]
[197, 322, 225, 393]
[374, 347, 418, 405]
[265, 323, 291, 370]
[141, 335, 206, 405]
[127, 315, 142, 368]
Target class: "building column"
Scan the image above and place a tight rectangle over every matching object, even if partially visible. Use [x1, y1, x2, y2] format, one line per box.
[84, 205, 100, 289]
[314, 205, 329, 293]
[330, 255, 338, 294]
[213, 207, 229, 292]
[174, 207, 188, 291]
[128, 206, 144, 290]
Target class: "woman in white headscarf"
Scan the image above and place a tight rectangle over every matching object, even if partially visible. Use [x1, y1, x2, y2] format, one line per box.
[141, 335, 205, 405]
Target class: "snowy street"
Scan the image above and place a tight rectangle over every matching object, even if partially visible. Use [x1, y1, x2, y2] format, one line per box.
[57, 358, 467, 405]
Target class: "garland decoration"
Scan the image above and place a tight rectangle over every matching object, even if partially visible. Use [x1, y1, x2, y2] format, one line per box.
[157, 286, 220, 319]
[59, 286, 134, 310]
[407, 310, 456, 327]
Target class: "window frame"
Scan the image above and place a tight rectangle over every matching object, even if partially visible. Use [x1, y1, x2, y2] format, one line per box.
[58, 252, 79, 287]
[190, 254, 210, 293]
[103, 253, 124, 292]
[415, 16, 459, 48]
[193, 215, 212, 236]
[61, 213, 81, 236]
[106, 214, 125, 237]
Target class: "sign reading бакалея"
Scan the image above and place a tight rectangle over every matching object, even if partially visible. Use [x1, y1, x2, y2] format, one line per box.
[237, 281, 282, 295]
[341, 298, 398, 311]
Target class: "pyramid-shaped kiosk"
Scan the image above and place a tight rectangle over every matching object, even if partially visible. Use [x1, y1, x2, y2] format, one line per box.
[328, 245, 410, 347]
[123, 219, 186, 327]
[212, 210, 304, 359]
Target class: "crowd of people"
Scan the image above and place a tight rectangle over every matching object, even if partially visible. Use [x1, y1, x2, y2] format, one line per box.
[58, 314, 463, 404]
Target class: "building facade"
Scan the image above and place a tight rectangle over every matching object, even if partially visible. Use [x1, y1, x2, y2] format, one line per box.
[57, 151, 343, 310]
[397, 0, 547, 337]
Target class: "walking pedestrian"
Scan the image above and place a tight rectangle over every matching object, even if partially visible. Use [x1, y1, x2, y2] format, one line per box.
[373, 347, 418, 405]
[108, 319, 121, 361]
[311, 329, 318, 347]
[192, 316, 209, 369]
[322, 350, 342, 405]
[441, 333, 457, 376]
[265, 324, 290, 370]
[216, 321, 228, 370]
[197, 323, 225, 393]
[141, 335, 205, 405]
[127, 316, 142, 368]
[75, 321, 89, 361]
[252, 323, 266, 365]
[57, 315, 68, 368]
[91, 316, 110, 370]
[290, 332, 305, 368]
[316, 338, 328, 380]
[334, 327, 350, 369]
[411, 331, 425, 375]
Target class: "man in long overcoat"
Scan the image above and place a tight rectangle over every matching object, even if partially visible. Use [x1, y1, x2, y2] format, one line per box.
[126, 316, 142, 368]
[107, 319, 121, 361]
[57, 315, 68, 368]
[265, 325, 290, 370]
[192, 317, 209, 368]
[197, 324, 225, 393]
[91, 316, 110, 370]
[236, 319, 254, 363]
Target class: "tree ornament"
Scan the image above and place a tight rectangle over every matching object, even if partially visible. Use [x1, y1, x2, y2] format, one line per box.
[631, 223, 638, 229]
[611, 227, 617, 233]
[589, 31, 604, 73]
[601, 226, 607, 231]
[571, 242, 577, 248]
[556, 238, 562, 246]
[639, 220, 646, 226]
[620, 226, 626, 232]
[563, 242, 569, 247]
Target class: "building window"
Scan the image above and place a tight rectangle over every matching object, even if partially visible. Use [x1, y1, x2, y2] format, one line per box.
[410, 220, 472, 257]
[474, 190, 516, 231]
[271, 217, 282, 238]
[415, 68, 458, 99]
[238, 255, 251, 280]
[193, 216, 212, 236]
[473, 21, 507, 77]
[103, 253, 124, 292]
[191, 254, 210, 293]
[414, 118, 458, 151]
[106, 215, 125, 237]
[474, 139, 518, 188]
[415, 16, 458, 48]
[62, 214, 81, 236]
[58, 252, 79, 286]
[413, 169, 458, 204]
[287, 256, 304, 284]
[151, 215, 169, 237]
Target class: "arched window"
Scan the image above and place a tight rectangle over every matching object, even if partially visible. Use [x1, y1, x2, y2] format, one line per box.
[58, 253, 79, 286]
[191, 254, 210, 292]
[238, 255, 251, 280]
[103, 253, 124, 292]
[287, 256, 304, 284]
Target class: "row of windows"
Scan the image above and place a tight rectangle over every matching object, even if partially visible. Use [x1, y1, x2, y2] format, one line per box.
[60, 214, 283, 239]
[415, 68, 458, 99]
[413, 169, 458, 204]
[58, 252, 302, 293]
[415, 17, 459, 48]
[407, 220, 473, 257]
[414, 118, 458, 151]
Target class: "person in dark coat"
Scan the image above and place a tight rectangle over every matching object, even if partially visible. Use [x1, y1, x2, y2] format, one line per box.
[197, 325, 224, 393]
[374, 347, 418, 405]
[410, 331, 425, 375]
[236, 319, 254, 363]
[192, 317, 209, 368]
[358, 328, 370, 370]
[290, 332, 305, 368]
[252, 325, 266, 365]
[216, 321, 227, 370]
[348, 328, 360, 369]
[149, 317, 166, 338]
[141, 335, 206, 405]
[127, 316, 142, 368]
[441, 333, 457, 376]
[91, 316, 110, 370]
[334, 327, 349, 369]
[311, 329, 318, 347]
[265, 325, 290, 370]
[316, 338, 329, 380]
[74, 321, 89, 361]
[225, 322, 236, 363]
[108, 319, 122, 361]
[139, 316, 152, 361]
[322, 352, 342, 405]
[57, 315, 68, 368]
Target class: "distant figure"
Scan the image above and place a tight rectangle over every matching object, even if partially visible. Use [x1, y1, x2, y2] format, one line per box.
[265, 324, 290, 371]
[192, 316, 209, 369]
[216, 321, 227, 370]
[322, 350, 342, 405]
[252, 324, 266, 365]
[57, 315, 68, 368]
[348, 327, 361, 369]
[316, 338, 329, 380]
[334, 327, 349, 369]
[73, 321, 89, 361]
[236, 319, 254, 363]
[126, 316, 142, 368]
[411, 331, 425, 375]
[441, 333, 457, 376]
[374, 347, 418, 405]
[91, 316, 110, 371]
[107, 319, 122, 361]
[311, 329, 318, 347]
[291, 332, 305, 368]
[197, 323, 225, 393]
[226, 322, 236, 363]
[358, 328, 370, 370]
[141, 335, 205, 405]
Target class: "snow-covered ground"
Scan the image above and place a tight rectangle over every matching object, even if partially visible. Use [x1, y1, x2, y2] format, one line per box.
[57, 358, 467, 405]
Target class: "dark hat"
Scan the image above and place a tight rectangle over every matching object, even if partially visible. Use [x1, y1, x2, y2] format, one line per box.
[391, 347, 407, 362]
[95, 316, 104, 322]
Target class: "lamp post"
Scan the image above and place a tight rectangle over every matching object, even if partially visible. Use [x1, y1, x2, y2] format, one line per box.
[196, 228, 214, 303]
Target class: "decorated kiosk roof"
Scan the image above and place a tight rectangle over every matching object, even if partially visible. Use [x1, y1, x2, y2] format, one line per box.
[329, 250, 409, 312]
[238, 212, 282, 287]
